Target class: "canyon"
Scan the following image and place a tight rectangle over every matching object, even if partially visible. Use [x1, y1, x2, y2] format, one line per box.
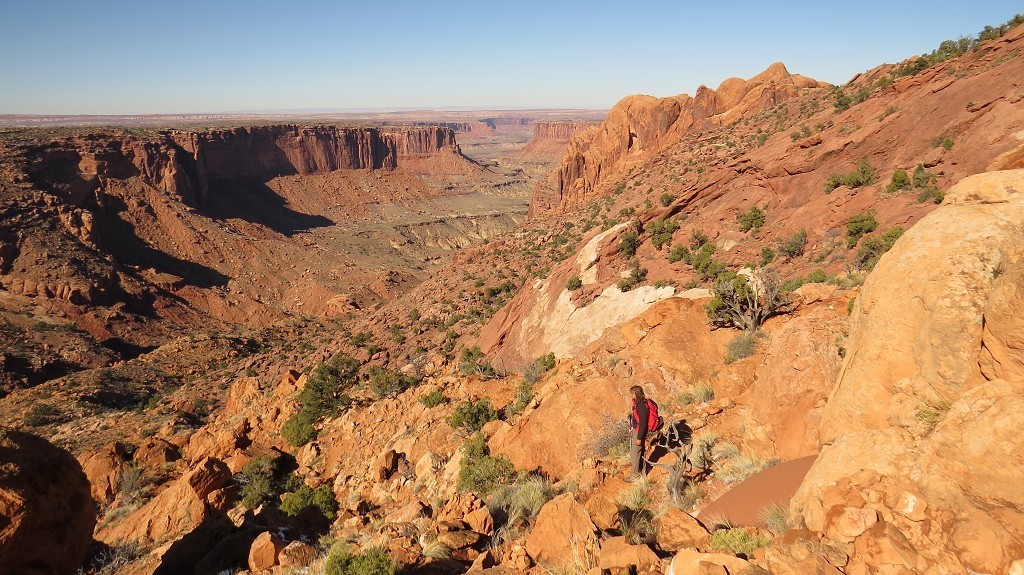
[2, 15, 1024, 575]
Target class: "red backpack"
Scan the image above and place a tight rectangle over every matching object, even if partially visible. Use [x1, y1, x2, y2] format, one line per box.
[632, 398, 664, 433]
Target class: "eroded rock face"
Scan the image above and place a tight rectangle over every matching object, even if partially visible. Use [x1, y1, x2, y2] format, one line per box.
[793, 170, 1024, 573]
[534, 62, 819, 213]
[0, 428, 96, 575]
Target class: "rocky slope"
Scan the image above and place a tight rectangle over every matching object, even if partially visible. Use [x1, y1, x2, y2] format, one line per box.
[4, 15, 1024, 575]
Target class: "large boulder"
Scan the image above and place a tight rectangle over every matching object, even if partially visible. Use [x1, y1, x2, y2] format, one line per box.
[525, 493, 598, 568]
[0, 429, 96, 575]
[793, 170, 1024, 573]
[98, 456, 232, 545]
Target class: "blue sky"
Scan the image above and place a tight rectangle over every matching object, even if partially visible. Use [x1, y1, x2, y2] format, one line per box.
[0, 1, 1019, 114]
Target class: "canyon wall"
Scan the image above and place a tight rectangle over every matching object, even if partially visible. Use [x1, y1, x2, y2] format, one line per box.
[532, 62, 819, 213]
[24, 125, 462, 206]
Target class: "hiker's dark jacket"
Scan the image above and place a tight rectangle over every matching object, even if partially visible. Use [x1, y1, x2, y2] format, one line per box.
[630, 399, 650, 442]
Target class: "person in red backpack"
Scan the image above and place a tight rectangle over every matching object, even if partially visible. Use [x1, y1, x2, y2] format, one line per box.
[628, 384, 654, 479]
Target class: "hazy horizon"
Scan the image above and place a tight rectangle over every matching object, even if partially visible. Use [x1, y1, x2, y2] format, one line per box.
[1, 1, 1019, 115]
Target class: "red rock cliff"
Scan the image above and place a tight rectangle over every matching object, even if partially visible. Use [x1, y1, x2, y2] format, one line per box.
[533, 62, 819, 213]
[23, 125, 462, 206]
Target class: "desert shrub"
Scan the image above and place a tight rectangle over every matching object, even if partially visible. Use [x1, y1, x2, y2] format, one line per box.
[280, 484, 337, 519]
[668, 243, 691, 264]
[846, 211, 878, 247]
[488, 475, 557, 524]
[706, 271, 791, 333]
[617, 259, 648, 292]
[724, 332, 757, 363]
[458, 433, 516, 495]
[760, 503, 792, 536]
[856, 226, 905, 270]
[506, 381, 535, 418]
[281, 355, 359, 446]
[912, 164, 937, 188]
[619, 231, 639, 258]
[916, 187, 944, 204]
[780, 276, 807, 292]
[566, 276, 583, 290]
[349, 332, 372, 347]
[420, 390, 447, 408]
[586, 413, 631, 458]
[648, 218, 680, 250]
[886, 169, 912, 193]
[850, 86, 872, 105]
[676, 383, 715, 406]
[367, 365, 419, 399]
[281, 409, 318, 447]
[736, 206, 765, 233]
[619, 507, 657, 545]
[832, 87, 851, 113]
[916, 399, 951, 431]
[23, 403, 64, 426]
[823, 159, 877, 193]
[759, 247, 775, 267]
[240, 454, 299, 509]
[714, 444, 780, 484]
[458, 346, 500, 379]
[711, 528, 772, 557]
[447, 398, 500, 431]
[659, 193, 676, 206]
[325, 546, 396, 575]
[878, 104, 899, 120]
[689, 230, 710, 249]
[776, 230, 808, 259]
[522, 353, 555, 384]
[82, 541, 146, 575]
[936, 136, 954, 151]
[806, 269, 828, 283]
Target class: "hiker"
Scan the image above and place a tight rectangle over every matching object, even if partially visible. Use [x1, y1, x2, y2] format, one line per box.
[628, 384, 661, 478]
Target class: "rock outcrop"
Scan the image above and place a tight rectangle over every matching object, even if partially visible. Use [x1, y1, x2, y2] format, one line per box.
[792, 170, 1024, 573]
[0, 428, 96, 575]
[533, 62, 819, 212]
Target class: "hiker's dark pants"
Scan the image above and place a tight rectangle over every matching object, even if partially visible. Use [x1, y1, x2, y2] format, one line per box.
[630, 433, 646, 476]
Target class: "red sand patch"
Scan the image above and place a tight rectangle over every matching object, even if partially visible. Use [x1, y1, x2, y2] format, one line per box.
[697, 455, 817, 527]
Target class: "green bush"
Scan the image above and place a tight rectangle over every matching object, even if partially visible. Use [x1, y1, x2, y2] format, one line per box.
[367, 365, 419, 399]
[447, 398, 500, 431]
[458, 433, 516, 495]
[689, 230, 709, 250]
[806, 269, 828, 283]
[522, 353, 555, 384]
[706, 271, 790, 333]
[325, 547, 396, 575]
[856, 226, 905, 270]
[280, 484, 338, 519]
[912, 164, 937, 188]
[659, 193, 676, 207]
[776, 230, 807, 259]
[619, 231, 639, 258]
[458, 346, 499, 379]
[281, 354, 359, 447]
[833, 87, 852, 113]
[711, 528, 772, 557]
[725, 332, 757, 363]
[281, 410, 319, 447]
[566, 276, 583, 290]
[647, 218, 680, 250]
[823, 159, 877, 193]
[420, 390, 448, 408]
[23, 404, 63, 427]
[886, 169, 911, 194]
[759, 247, 775, 267]
[617, 260, 648, 292]
[240, 455, 299, 509]
[916, 187, 944, 204]
[736, 206, 765, 233]
[668, 244, 691, 264]
[846, 211, 878, 247]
